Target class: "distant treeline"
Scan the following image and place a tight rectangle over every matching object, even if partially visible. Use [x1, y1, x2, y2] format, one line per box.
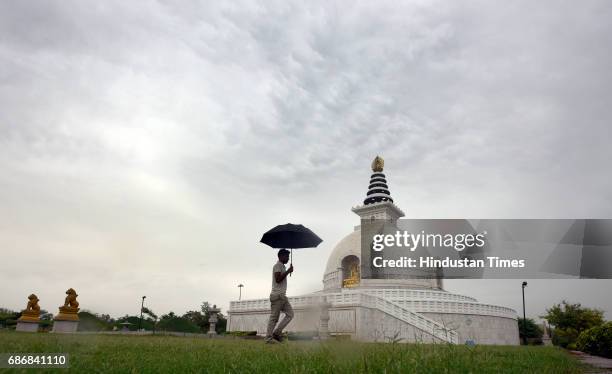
[0, 302, 227, 334]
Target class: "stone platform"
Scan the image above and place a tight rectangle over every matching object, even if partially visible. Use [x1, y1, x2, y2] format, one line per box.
[52, 320, 79, 333]
[52, 304, 80, 333]
[16, 309, 40, 332]
[16, 321, 39, 332]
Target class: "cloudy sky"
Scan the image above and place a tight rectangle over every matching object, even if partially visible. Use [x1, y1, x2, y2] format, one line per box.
[1, 1, 611, 320]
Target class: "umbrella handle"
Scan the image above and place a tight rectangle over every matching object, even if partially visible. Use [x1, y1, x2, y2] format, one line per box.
[290, 248, 292, 277]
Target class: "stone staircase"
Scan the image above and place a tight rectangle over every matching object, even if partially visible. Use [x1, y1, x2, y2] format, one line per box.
[326, 290, 458, 344]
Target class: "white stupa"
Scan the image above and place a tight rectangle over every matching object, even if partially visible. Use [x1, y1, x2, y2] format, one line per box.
[228, 157, 519, 345]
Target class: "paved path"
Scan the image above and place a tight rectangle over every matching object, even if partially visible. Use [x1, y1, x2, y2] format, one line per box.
[569, 351, 612, 373]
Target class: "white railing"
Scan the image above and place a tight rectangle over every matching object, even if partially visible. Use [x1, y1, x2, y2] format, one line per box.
[393, 300, 516, 319]
[230, 294, 325, 312]
[358, 288, 478, 302]
[323, 269, 340, 283]
[230, 289, 513, 317]
[229, 299, 269, 312]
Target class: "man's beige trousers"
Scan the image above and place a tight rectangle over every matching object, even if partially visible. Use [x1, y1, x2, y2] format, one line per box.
[266, 294, 294, 338]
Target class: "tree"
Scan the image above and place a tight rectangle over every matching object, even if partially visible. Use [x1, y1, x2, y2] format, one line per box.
[141, 307, 157, 321]
[181, 302, 228, 334]
[117, 315, 155, 331]
[160, 311, 176, 319]
[201, 301, 227, 334]
[39, 309, 53, 321]
[38, 309, 54, 331]
[140, 307, 158, 331]
[182, 310, 207, 332]
[517, 318, 543, 344]
[0, 308, 19, 329]
[99, 314, 114, 324]
[157, 311, 199, 333]
[542, 300, 604, 348]
[576, 322, 612, 358]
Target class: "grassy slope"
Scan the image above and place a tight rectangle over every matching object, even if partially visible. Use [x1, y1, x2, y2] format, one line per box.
[0, 331, 585, 373]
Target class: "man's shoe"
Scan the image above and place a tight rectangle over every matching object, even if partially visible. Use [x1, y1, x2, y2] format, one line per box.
[265, 337, 279, 344]
[272, 333, 283, 342]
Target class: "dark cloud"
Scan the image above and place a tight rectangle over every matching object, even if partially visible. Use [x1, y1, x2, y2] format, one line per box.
[1, 0, 611, 317]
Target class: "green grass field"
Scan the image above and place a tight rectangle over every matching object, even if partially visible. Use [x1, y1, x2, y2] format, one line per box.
[0, 331, 586, 373]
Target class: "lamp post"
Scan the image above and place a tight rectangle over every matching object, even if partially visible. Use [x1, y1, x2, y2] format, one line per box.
[521, 282, 527, 345]
[238, 284, 244, 301]
[139, 296, 146, 331]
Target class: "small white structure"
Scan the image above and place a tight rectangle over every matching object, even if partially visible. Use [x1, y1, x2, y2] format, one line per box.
[228, 157, 519, 345]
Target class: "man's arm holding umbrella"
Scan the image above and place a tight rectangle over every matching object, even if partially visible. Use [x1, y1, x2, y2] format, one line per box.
[275, 264, 294, 283]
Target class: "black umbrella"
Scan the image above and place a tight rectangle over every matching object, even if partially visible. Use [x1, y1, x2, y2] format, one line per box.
[260, 223, 323, 271]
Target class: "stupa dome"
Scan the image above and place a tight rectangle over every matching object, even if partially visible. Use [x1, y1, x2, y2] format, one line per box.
[324, 230, 361, 277]
[322, 226, 440, 291]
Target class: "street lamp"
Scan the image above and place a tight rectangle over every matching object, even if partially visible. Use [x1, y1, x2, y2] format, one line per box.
[521, 282, 527, 345]
[238, 284, 244, 301]
[139, 296, 146, 331]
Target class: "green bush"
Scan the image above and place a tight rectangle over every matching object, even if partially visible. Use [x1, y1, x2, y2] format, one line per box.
[552, 327, 579, 348]
[0, 308, 19, 330]
[543, 301, 604, 348]
[157, 316, 199, 333]
[576, 322, 612, 358]
[518, 318, 543, 345]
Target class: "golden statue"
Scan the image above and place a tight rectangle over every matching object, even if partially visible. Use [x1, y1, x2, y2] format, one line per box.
[26, 294, 41, 312]
[63, 288, 79, 309]
[18, 294, 41, 322]
[342, 263, 361, 288]
[371, 155, 384, 172]
[54, 288, 80, 322]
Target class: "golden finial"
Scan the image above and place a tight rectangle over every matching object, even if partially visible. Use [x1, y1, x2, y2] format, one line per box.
[371, 155, 384, 172]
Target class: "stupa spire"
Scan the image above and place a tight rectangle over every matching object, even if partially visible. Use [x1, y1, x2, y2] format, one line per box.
[364, 155, 393, 205]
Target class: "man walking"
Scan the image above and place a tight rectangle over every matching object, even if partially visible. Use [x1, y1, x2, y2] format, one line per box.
[265, 248, 294, 343]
